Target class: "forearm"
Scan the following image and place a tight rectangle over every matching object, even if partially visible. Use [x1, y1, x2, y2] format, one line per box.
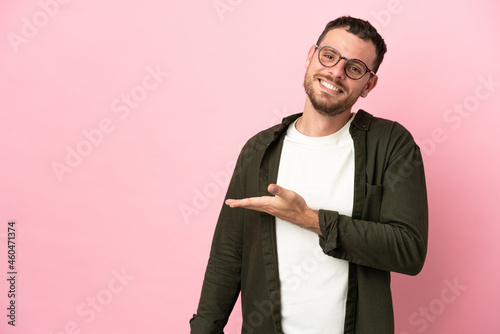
[318, 145, 428, 275]
[319, 211, 427, 275]
[191, 254, 241, 334]
[295, 208, 321, 235]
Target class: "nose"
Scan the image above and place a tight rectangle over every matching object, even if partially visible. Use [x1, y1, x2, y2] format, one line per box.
[327, 58, 347, 80]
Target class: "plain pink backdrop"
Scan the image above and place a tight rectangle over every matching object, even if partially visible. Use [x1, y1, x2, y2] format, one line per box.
[1, 0, 499, 333]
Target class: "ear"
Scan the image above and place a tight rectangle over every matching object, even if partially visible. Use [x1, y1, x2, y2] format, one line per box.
[305, 45, 317, 68]
[360, 74, 378, 98]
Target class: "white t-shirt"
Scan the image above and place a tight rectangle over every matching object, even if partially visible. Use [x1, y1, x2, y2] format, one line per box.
[275, 115, 355, 334]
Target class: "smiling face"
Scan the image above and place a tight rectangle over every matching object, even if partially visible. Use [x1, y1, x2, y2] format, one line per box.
[303, 28, 379, 117]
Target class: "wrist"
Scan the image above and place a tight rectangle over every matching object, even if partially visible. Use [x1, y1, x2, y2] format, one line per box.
[304, 208, 320, 235]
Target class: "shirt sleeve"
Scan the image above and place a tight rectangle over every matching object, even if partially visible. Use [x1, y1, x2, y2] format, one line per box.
[318, 143, 428, 276]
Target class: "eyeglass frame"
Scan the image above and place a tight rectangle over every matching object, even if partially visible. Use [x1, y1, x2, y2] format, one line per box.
[314, 45, 376, 80]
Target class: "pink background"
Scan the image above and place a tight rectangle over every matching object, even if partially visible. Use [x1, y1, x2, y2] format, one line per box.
[1, 0, 499, 333]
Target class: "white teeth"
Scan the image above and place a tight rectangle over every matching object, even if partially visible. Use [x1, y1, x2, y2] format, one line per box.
[320, 80, 341, 92]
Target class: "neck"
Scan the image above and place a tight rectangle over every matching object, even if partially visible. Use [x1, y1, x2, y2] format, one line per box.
[297, 99, 353, 137]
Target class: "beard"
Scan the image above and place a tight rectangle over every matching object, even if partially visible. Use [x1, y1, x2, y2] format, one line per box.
[303, 71, 360, 117]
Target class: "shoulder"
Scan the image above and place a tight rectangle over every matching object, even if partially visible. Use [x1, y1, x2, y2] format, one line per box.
[241, 113, 300, 155]
[355, 110, 419, 159]
[355, 109, 412, 138]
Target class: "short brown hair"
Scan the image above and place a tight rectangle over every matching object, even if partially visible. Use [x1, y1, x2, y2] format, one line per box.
[316, 16, 387, 73]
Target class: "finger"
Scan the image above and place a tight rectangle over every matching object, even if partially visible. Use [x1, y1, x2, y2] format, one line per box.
[268, 184, 294, 201]
[225, 199, 236, 207]
[267, 184, 280, 195]
[225, 199, 249, 208]
[226, 197, 270, 208]
[267, 184, 278, 195]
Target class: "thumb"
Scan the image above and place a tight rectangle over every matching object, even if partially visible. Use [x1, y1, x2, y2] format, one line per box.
[268, 184, 292, 199]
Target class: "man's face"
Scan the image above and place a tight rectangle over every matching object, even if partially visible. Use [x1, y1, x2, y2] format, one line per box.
[303, 28, 378, 117]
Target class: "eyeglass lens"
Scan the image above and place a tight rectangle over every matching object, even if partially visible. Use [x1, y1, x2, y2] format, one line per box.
[319, 47, 367, 79]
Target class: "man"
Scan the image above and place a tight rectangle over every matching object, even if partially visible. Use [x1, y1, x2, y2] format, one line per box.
[190, 16, 428, 334]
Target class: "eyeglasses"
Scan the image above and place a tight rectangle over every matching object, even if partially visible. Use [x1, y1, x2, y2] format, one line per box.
[315, 45, 375, 80]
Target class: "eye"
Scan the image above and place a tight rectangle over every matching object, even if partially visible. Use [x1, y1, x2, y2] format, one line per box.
[321, 52, 336, 61]
[349, 66, 362, 73]
[347, 61, 365, 74]
[319, 48, 339, 63]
